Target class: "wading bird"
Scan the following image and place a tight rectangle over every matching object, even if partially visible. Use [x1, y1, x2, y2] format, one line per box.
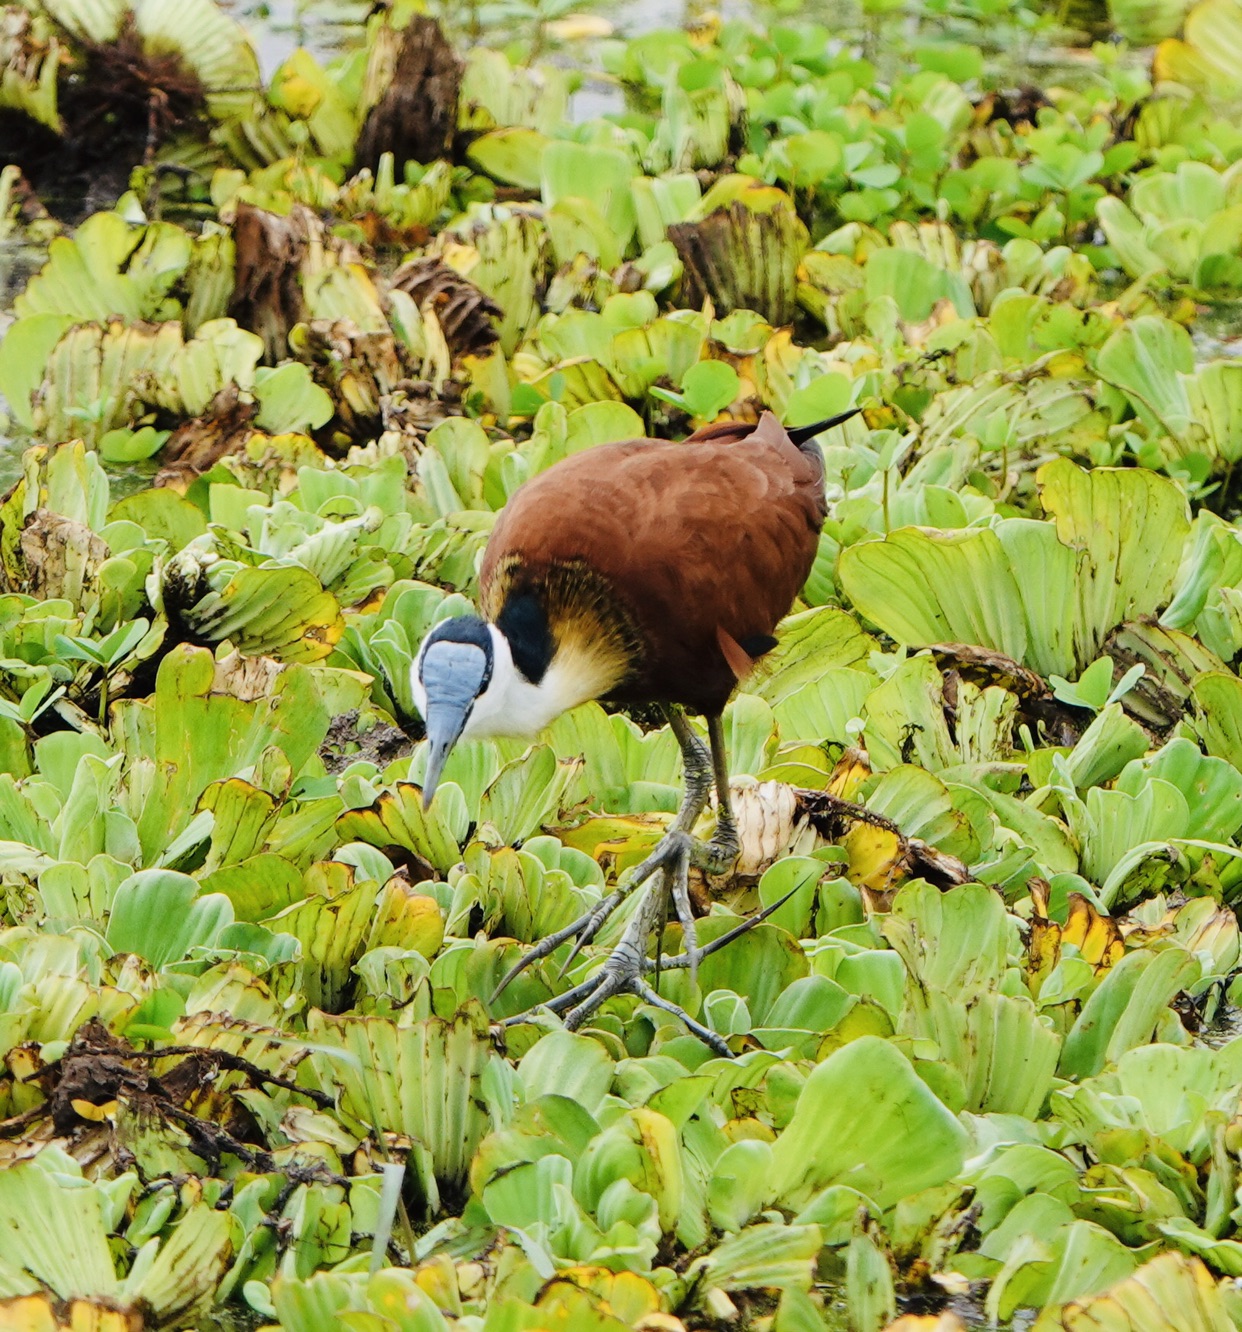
[411, 407, 858, 1053]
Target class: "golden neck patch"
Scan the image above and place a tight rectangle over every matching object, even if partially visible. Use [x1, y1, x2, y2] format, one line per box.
[484, 555, 640, 703]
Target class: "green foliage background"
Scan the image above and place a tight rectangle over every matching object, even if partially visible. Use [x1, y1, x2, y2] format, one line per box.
[3, 0, 1242, 1326]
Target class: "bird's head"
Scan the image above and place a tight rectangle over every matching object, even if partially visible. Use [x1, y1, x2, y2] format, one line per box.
[413, 612, 568, 807]
[411, 615, 497, 808]
[413, 597, 620, 807]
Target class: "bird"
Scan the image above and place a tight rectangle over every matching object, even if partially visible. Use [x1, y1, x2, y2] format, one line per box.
[410, 406, 860, 1054]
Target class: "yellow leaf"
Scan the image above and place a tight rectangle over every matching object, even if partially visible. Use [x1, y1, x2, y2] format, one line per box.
[1027, 913, 1061, 992]
[368, 878, 445, 958]
[0, 1295, 142, 1332]
[1062, 893, 1123, 971]
[884, 1316, 967, 1332]
[551, 1268, 662, 1324]
[545, 14, 614, 39]
[70, 1098, 116, 1122]
[841, 822, 907, 895]
[827, 745, 872, 801]
[558, 814, 668, 874]
[532, 1281, 633, 1331]
[272, 73, 322, 119]
[1053, 1251, 1229, 1330]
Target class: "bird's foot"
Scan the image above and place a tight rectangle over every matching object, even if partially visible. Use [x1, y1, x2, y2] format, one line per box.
[497, 874, 802, 1057]
[491, 826, 731, 1054]
[529, 919, 735, 1058]
[490, 820, 794, 1057]
[489, 826, 700, 1000]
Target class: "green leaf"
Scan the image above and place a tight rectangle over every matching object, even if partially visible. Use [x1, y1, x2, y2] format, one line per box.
[783, 372, 853, 428]
[109, 488, 208, 553]
[253, 363, 333, 434]
[541, 141, 637, 256]
[518, 1030, 615, 1118]
[770, 1035, 968, 1210]
[1096, 316, 1197, 436]
[99, 425, 171, 462]
[846, 1229, 896, 1332]
[0, 313, 76, 429]
[308, 1006, 503, 1193]
[0, 1159, 119, 1299]
[1059, 945, 1201, 1079]
[677, 360, 740, 419]
[466, 129, 551, 191]
[105, 869, 234, 967]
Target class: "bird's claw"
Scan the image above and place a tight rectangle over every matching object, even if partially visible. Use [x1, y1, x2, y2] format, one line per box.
[504, 946, 733, 1059]
[489, 827, 699, 1004]
[498, 876, 805, 1055]
[489, 824, 772, 1056]
[565, 830, 698, 976]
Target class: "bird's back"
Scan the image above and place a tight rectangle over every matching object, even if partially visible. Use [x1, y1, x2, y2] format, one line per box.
[479, 412, 826, 714]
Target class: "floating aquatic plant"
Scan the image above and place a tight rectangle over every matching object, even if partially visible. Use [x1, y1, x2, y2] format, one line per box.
[4, 0, 1242, 1328]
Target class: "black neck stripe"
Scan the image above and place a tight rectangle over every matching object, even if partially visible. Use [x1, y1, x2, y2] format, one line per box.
[496, 592, 555, 684]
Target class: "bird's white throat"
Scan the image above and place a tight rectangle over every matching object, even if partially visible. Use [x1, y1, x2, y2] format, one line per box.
[413, 623, 605, 741]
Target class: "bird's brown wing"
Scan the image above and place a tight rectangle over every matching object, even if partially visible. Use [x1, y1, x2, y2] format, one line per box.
[480, 413, 824, 713]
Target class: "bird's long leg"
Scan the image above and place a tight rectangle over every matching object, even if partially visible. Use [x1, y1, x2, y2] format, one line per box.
[491, 706, 743, 1053]
[489, 706, 713, 1002]
[552, 860, 733, 1056]
[704, 713, 741, 870]
[661, 708, 712, 984]
[668, 712, 741, 985]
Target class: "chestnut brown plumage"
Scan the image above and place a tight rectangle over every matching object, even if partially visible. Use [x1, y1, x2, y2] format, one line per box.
[410, 407, 858, 1054]
[479, 410, 829, 715]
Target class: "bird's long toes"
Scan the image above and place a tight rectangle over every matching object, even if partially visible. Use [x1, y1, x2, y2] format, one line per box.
[495, 828, 733, 1051]
[489, 907, 599, 1002]
[557, 883, 637, 975]
[632, 977, 732, 1058]
[562, 970, 628, 1032]
[667, 845, 699, 989]
[561, 959, 731, 1058]
[507, 937, 732, 1057]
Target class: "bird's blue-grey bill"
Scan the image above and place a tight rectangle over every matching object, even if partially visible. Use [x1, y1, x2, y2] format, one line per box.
[419, 642, 488, 808]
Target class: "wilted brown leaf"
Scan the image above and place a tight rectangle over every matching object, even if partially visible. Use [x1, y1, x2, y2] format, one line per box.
[927, 642, 1050, 700]
[799, 788, 972, 909]
[390, 256, 502, 360]
[154, 382, 258, 487]
[211, 650, 282, 701]
[291, 318, 409, 445]
[354, 16, 462, 173]
[15, 510, 108, 603]
[670, 196, 808, 324]
[228, 203, 325, 361]
[1104, 620, 1228, 731]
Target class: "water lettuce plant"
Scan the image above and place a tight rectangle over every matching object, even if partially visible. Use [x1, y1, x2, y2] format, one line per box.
[4, 0, 1242, 1328]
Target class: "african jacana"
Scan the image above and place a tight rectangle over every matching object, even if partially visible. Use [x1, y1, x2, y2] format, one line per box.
[411, 407, 859, 1053]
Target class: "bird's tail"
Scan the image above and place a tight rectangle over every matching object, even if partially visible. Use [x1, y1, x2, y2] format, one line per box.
[786, 409, 862, 448]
